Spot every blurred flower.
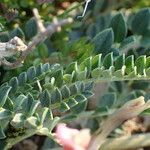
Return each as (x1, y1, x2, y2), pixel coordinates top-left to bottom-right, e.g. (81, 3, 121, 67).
(55, 124, 91, 150)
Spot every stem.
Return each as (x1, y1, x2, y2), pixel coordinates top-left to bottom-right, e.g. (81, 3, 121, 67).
(2, 128, 37, 150)
(100, 133, 150, 150)
(88, 96, 150, 150)
(60, 109, 115, 122)
(0, 12, 73, 68)
(58, 2, 84, 18)
(37, 80, 42, 92)
(1, 118, 58, 149)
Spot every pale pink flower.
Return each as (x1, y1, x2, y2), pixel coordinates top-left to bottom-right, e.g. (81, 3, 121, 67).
(55, 124, 91, 150)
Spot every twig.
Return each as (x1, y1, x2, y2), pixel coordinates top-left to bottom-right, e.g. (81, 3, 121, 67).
(88, 96, 150, 150)
(0, 36, 27, 66)
(0, 9, 73, 68)
(0, 36, 27, 55)
(33, 8, 46, 32)
(101, 133, 150, 150)
(77, 0, 91, 18)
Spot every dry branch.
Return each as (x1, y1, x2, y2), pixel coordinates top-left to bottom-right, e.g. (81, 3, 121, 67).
(0, 8, 73, 68)
(88, 96, 150, 150)
(100, 133, 150, 150)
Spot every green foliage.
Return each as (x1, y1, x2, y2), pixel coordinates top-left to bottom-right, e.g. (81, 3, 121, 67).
(25, 18, 38, 40)
(0, 61, 95, 146)
(98, 93, 116, 108)
(1, 52, 150, 143)
(131, 8, 150, 37)
(10, 27, 25, 39)
(110, 13, 127, 43)
(0, 86, 11, 107)
(0, 16, 6, 32)
(92, 28, 114, 55)
(0, 0, 150, 149)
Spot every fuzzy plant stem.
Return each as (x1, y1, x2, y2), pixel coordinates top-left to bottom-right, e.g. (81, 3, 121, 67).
(100, 133, 150, 150)
(1, 129, 37, 150)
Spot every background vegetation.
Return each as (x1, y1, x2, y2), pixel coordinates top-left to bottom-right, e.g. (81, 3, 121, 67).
(0, 0, 150, 149)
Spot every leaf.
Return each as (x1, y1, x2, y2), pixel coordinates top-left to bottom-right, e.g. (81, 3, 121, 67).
(13, 95, 27, 111)
(18, 72, 27, 86)
(82, 91, 94, 98)
(61, 114, 77, 122)
(11, 113, 26, 128)
(114, 66, 126, 77)
(23, 84, 33, 93)
(40, 90, 51, 108)
(23, 94, 39, 117)
(0, 32, 9, 42)
(0, 83, 8, 88)
(71, 101, 87, 114)
(102, 66, 114, 78)
(120, 36, 136, 51)
(52, 69, 63, 87)
(65, 62, 78, 74)
(114, 54, 125, 70)
(125, 55, 134, 74)
(10, 27, 25, 39)
(92, 28, 114, 55)
(84, 81, 94, 91)
(48, 117, 60, 132)
(25, 116, 38, 128)
(76, 82, 85, 93)
(0, 86, 11, 107)
(61, 85, 70, 99)
(140, 36, 150, 48)
(38, 43, 49, 58)
(127, 67, 137, 78)
(86, 23, 99, 39)
(3, 97, 13, 111)
(63, 74, 73, 83)
(110, 13, 127, 43)
(80, 57, 92, 77)
(91, 68, 103, 78)
(0, 126, 6, 139)
(94, 107, 108, 116)
(131, 8, 150, 36)
(86, 119, 99, 132)
(67, 98, 78, 107)
(75, 94, 87, 103)
(135, 55, 146, 75)
(51, 88, 62, 104)
(42, 63, 50, 72)
(77, 69, 87, 81)
(40, 108, 49, 125)
(9, 77, 18, 93)
(103, 52, 113, 69)
(93, 0, 109, 15)
(0, 109, 12, 120)
(36, 64, 43, 77)
(99, 93, 116, 108)
(60, 102, 70, 112)
(95, 14, 111, 32)
(20, 0, 28, 7)
(92, 54, 102, 69)
(27, 66, 36, 81)
(69, 84, 78, 95)
(146, 56, 150, 68)
(25, 18, 37, 39)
